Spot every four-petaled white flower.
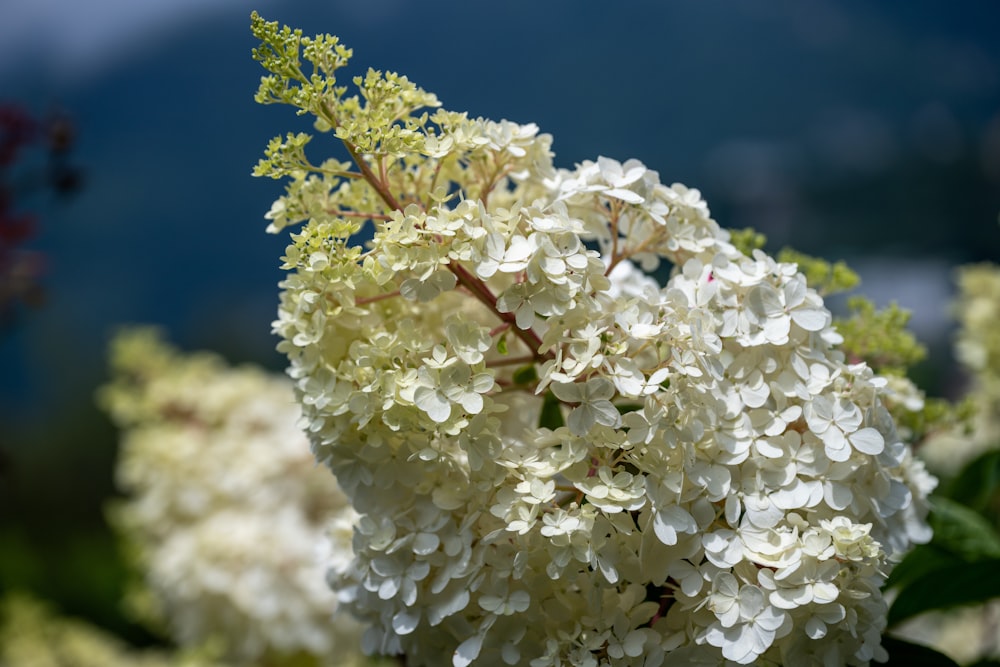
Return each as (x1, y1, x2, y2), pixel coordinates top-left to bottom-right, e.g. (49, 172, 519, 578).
(705, 574, 788, 664)
(551, 377, 621, 435)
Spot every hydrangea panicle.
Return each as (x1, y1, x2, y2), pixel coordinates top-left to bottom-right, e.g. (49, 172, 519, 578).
(101, 328, 364, 666)
(251, 14, 934, 666)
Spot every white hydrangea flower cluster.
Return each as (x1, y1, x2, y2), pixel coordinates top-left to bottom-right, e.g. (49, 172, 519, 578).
(921, 263, 1000, 473)
(253, 19, 933, 666)
(102, 330, 364, 666)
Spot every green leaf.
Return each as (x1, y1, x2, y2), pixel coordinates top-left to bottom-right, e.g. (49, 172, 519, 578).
(884, 543, 963, 591)
(887, 558, 1000, 626)
(881, 636, 960, 667)
(512, 365, 538, 386)
(538, 391, 564, 430)
(942, 449, 1000, 520)
(887, 498, 1000, 627)
(929, 497, 1000, 561)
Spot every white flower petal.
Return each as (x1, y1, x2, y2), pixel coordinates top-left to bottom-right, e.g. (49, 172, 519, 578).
(850, 427, 885, 455)
(453, 633, 484, 667)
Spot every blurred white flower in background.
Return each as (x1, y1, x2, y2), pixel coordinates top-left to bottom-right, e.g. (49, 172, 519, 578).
(100, 328, 365, 666)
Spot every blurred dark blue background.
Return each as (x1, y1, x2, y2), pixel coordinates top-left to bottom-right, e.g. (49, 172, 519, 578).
(0, 0, 998, 635)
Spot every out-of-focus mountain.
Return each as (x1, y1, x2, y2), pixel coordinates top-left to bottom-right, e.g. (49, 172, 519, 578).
(0, 0, 996, 447)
